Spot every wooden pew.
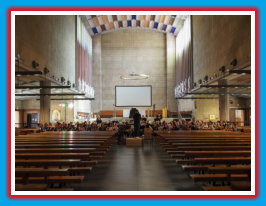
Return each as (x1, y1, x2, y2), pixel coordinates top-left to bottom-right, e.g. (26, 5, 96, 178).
(16, 184, 48, 191)
(169, 146, 251, 151)
(15, 131, 115, 191)
(16, 159, 98, 168)
(208, 166, 251, 175)
(16, 153, 90, 159)
(184, 151, 251, 158)
(16, 168, 69, 183)
(190, 174, 250, 182)
(176, 157, 251, 165)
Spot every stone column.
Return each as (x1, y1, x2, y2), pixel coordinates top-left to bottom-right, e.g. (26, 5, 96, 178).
(39, 81, 51, 124)
(166, 33, 177, 113)
(91, 35, 102, 113)
(219, 79, 229, 121)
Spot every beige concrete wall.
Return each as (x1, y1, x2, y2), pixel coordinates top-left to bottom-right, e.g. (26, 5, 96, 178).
(92, 29, 169, 112)
(22, 99, 40, 110)
(15, 100, 23, 110)
(229, 96, 251, 108)
(15, 15, 76, 86)
(178, 99, 194, 112)
(192, 15, 251, 84)
(194, 99, 220, 121)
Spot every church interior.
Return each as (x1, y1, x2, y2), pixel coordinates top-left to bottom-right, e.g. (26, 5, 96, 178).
(14, 13, 252, 192)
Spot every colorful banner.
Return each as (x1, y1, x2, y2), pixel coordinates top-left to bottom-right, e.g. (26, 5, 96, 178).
(175, 16, 193, 98)
(77, 16, 94, 98)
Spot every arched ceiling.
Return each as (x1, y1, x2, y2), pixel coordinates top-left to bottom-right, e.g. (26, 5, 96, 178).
(84, 15, 188, 36)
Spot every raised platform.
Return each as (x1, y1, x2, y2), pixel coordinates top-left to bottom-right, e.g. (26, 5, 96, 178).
(97, 117, 177, 123)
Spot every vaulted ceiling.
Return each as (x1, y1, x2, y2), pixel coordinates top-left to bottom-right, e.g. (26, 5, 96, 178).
(84, 15, 188, 36)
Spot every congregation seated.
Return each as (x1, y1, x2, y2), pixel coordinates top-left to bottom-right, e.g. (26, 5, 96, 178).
(28, 119, 244, 134)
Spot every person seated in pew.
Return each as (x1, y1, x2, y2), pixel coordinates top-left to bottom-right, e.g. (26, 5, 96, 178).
(106, 122, 113, 131)
(36, 123, 43, 133)
(172, 120, 180, 130)
(91, 122, 98, 131)
(99, 123, 107, 131)
(66, 122, 75, 131)
(43, 123, 49, 131)
(141, 115, 147, 122)
(82, 121, 88, 130)
(191, 122, 199, 130)
(62, 122, 68, 130)
(96, 115, 102, 124)
(86, 121, 91, 131)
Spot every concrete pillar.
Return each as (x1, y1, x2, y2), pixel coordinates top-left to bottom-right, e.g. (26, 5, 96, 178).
(91, 35, 102, 113)
(219, 79, 229, 121)
(166, 33, 177, 113)
(39, 81, 51, 124)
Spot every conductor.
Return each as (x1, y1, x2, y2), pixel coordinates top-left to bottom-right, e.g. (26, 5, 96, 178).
(133, 109, 141, 137)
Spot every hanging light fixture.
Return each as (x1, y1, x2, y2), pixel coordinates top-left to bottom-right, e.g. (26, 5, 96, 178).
(120, 73, 149, 80)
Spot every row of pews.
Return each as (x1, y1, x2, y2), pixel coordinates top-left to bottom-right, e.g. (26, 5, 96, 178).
(15, 131, 116, 191)
(156, 130, 251, 191)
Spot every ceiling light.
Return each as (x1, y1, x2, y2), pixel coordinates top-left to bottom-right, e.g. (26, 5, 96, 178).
(120, 73, 149, 80)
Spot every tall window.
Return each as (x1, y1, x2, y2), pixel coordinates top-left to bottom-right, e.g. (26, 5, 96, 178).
(77, 16, 94, 98)
(175, 16, 193, 98)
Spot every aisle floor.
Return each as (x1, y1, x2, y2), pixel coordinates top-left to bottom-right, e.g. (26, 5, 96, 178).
(75, 141, 202, 191)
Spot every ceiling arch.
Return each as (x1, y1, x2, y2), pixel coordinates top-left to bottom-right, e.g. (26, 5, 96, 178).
(84, 15, 187, 36)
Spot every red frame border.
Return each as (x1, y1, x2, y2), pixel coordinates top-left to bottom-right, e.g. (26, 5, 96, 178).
(7, 7, 259, 199)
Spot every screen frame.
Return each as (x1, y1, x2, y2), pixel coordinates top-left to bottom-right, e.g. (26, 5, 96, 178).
(115, 85, 152, 107)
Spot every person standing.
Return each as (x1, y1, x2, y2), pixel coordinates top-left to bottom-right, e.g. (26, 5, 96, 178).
(133, 110, 141, 137)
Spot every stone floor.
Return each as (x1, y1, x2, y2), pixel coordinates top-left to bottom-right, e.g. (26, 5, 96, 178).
(74, 141, 202, 191)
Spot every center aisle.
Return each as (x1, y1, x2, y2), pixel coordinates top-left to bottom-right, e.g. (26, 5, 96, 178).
(75, 142, 201, 191)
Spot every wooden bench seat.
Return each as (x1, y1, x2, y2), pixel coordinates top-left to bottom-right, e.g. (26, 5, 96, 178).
(182, 165, 211, 172)
(47, 176, 84, 183)
(68, 167, 92, 174)
(16, 159, 98, 168)
(15, 148, 98, 153)
(202, 186, 232, 191)
(17, 176, 84, 184)
(16, 153, 90, 159)
(172, 143, 251, 146)
(16, 168, 69, 183)
(15, 176, 46, 184)
(194, 157, 251, 165)
(16, 144, 102, 148)
(15, 183, 48, 191)
(184, 151, 251, 158)
(230, 181, 251, 191)
(167, 139, 250, 143)
(167, 151, 184, 154)
(170, 154, 185, 158)
(190, 174, 250, 182)
(208, 166, 251, 174)
(47, 188, 74, 191)
(175, 146, 251, 151)
(176, 157, 251, 165)
(16, 168, 69, 177)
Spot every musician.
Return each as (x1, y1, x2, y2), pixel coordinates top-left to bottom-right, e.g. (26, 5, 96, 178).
(133, 110, 141, 137)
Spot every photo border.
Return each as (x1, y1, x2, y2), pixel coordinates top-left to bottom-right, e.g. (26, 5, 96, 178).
(7, 7, 259, 199)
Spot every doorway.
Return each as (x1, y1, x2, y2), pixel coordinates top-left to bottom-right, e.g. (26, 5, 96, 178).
(26, 113, 38, 128)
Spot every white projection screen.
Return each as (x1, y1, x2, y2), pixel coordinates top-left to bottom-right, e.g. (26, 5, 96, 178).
(115, 86, 152, 107)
